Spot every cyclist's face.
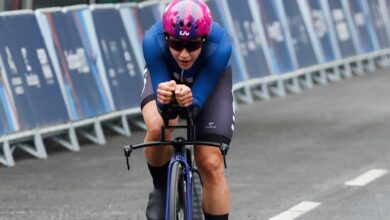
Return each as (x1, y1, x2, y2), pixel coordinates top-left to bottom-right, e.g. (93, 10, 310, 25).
(167, 37, 203, 70)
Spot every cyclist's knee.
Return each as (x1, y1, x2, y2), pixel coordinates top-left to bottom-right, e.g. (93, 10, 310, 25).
(146, 123, 163, 141)
(197, 154, 224, 185)
(146, 124, 175, 142)
(142, 101, 165, 141)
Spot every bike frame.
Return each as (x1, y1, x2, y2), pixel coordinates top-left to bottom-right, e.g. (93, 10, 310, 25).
(124, 106, 229, 220)
(165, 141, 193, 219)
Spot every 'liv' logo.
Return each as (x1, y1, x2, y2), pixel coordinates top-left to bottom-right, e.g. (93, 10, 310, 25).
(180, 31, 190, 36)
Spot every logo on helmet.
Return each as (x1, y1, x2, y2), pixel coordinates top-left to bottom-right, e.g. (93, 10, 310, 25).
(179, 31, 190, 36)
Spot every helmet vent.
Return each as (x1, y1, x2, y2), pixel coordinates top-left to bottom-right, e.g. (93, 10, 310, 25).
(187, 23, 192, 28)
(179, 20, 184, 27)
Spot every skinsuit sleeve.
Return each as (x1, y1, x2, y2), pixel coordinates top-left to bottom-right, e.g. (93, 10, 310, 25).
(191, 24, 232, 111)
(142, 22, 171, 109)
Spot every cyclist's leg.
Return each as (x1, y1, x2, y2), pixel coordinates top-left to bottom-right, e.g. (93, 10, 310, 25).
(141, 69, 178, 220)
(194, 68, 234, 219)
(142, 104, 179, 220)
(195, 145, 230, 216)
(141, 68, 179, 166)
(142, 100, 174, 167)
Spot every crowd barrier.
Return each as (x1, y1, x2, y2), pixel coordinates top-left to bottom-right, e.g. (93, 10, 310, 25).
(1, 0, 390, 167)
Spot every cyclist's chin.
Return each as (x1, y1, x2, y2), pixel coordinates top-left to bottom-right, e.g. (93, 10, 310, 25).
(177, 61, 194, 70)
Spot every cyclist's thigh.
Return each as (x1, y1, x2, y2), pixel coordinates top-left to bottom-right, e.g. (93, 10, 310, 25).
(142, 101, 164, 130)
(195, 67, 235, 145)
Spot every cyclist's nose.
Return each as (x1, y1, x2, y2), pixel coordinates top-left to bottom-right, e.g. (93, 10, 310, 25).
(179, 49, 190, 59)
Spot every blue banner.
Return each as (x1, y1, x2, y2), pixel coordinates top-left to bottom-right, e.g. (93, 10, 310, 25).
(383, 0, 390, 44)
(119, 3, 163, 75)
(298, 0, 338, 62)
(0, 13, 69, 130)
(0, 75, 17, 135)
(0, 71, 17, 135)
(44, 10, 111, 120)
(225, 0, 270, 79)
(325, 0, 357, 58)
(280, 0, 319, 68)
(366, 0, 390, 49)
(0, 18, 18, 135)
(91, 8, 144, 110)
(255, 0, 295, 73)
(342, 0, 378, 53)
(129, 2, 162, 45)
(206, 0, 247, 83)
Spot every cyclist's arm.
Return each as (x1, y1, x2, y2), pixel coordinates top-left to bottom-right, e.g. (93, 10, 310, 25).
(191, 28, 232, 111)
(142, 24, 172, 109)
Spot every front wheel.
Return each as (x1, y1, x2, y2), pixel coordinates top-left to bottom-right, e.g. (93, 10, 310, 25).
(192, 170, 203, 220)
(168, 161, 188, 220)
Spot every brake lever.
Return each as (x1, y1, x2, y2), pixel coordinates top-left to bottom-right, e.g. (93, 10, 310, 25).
(220, 143, 230, 169)
(124, 145, 133, 170)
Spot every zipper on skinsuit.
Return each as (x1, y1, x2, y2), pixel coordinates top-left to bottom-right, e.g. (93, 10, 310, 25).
(180, 69, 184, 82)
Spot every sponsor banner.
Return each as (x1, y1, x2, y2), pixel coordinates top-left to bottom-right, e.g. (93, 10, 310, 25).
(91, 7, 144, 110)
(254, 0, 295, 73)
(382, 0, 390, 45)
(324, 0, 357, 57)
(225, 0, 270, 78)
(342, 0, 378, 53)
(0, 12, 69, 130)
(124, 2, 163, 45)
(366, 0, 390, 49)
(119, 2, 164, 74)
(206, 0, 248, 83)
(298, 0, 338, 62)
(279, 0, 319, 68)
(42, 9, 112, 120)
(0, 19, 18, 135)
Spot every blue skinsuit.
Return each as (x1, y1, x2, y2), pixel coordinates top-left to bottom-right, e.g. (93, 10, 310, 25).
(142, 21, 232, 111)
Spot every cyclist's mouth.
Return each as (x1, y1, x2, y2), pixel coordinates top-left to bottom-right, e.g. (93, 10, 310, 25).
(178, 60, 192, 68)
(179, 60, 191, 64)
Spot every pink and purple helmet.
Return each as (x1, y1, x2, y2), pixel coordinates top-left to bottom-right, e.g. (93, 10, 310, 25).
(163, 0, 212, 40)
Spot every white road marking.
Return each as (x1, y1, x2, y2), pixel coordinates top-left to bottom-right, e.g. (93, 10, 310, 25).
(344, 169, 389, 186)
(268, 201, 322, 220)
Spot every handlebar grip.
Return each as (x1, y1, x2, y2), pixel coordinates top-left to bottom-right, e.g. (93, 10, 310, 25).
(160, 104, 194, 125)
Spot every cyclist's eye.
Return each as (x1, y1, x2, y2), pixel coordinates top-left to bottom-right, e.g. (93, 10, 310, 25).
(186, 42, 203, 52)
(168, 41, 185, 51)
(167, 40, 203, 52)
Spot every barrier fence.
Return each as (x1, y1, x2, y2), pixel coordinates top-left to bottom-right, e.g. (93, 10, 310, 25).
(1, 0, 390, 167)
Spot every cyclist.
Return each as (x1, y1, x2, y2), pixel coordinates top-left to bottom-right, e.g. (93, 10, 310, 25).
(140, 0, 234, 219)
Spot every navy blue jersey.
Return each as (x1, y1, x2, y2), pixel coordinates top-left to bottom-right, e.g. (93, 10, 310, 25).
(142, 21, 232, 111)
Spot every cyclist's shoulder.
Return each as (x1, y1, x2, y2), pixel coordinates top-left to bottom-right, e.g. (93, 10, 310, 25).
(142, 21, 168, 57)
(201, 22, 231, 59)
(208, 22, 230, 42)
(143, 21, 165, 46)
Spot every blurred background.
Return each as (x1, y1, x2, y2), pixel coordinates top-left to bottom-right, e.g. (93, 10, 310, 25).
(0, 0, 146, 11)
(1, 0, 390, 219)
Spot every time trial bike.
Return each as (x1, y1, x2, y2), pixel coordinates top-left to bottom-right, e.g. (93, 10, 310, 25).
(124, 105, 229, 220)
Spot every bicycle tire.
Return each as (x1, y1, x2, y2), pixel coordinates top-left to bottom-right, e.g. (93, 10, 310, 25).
(187, 147, 204, 220)
(168, 161, 188, 220)
(192, 170, 204, 220)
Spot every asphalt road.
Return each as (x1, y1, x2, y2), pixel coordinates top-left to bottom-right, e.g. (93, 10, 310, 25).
(1, 69, 390, 220)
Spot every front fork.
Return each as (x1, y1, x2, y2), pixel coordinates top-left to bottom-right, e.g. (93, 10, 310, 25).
(165, 150, 193, 220)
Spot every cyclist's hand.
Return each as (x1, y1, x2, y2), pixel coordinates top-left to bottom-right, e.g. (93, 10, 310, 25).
(175, 84, 192, 107)
(157, 80, 176, 104)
